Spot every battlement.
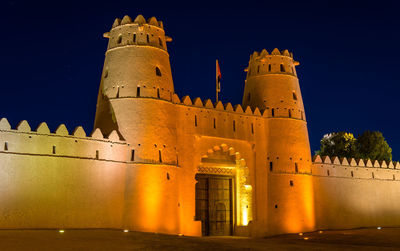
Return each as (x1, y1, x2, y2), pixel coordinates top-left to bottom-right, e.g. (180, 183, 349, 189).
(104, 14, 170, 52)
(312, 154, 400, 181)
(245, 48, 299, 78)
(172, 93, 305, 120)
(111, 15, 164, 29)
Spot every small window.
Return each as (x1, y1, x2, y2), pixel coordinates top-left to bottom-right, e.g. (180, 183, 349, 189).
(159, 37, 163, 46)
(117, 35, 122, 44)
(137, 86, 141, 97)
(293, 92, 297, 100)
(167, 172, 170, 180)
(52, 146, 56, 154)
(213, 118, 216, 129)
(251, 123, 254, 134)
(280, 64, 285, 72)
(257, 65, 260, 73)
(351, 171, 354, 177)
(274, 204, 278, 209)
(133, 33, 137, 43)
(247, 93, 251, 101)
(159, 150, 162, 163)
(290, 180, 294, 186)
(176, 154, 179, 166)
(195, 115, 197, 127)
(288, 110, 292, 118)
(269, 161, 273, 171)
(327, 170, 330, 176)
(4, 142, 8, 151)
(233, 120, 236, 132)
(104, 70, 108, 79)
(268, 64, 271, 72)
(96, 150, 99, 160)
(156, 67, 162, 76)
(116, 87, 120, 98)
(146, 34, 150, 43)
(393, 175, 396, 180)
(131, 150, 135, 161)
(157, 88, 160, 98)
(271, 108, 275, 117)
(295, 162, 298, 173)
(372, 172, 375, 179)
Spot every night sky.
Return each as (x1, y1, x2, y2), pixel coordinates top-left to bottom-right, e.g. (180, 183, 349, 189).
(0, 1, 399, 159)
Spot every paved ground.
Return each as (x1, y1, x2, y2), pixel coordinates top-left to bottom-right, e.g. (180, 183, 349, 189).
(0, 228, 399, 250)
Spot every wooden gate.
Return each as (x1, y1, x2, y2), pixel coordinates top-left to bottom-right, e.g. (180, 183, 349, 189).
(195, 174, 233, 236)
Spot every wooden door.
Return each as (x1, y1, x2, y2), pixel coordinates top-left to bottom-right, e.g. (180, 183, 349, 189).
(195, 174, 233, 236)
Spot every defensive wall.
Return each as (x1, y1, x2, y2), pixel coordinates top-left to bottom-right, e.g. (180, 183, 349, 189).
(1, 13, 400, 238)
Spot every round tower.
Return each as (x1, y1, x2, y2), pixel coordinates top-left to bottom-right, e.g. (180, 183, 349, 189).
(94, 14, 175, 139)
(243, 49, 315, 235)
(94, 15, 181, 234)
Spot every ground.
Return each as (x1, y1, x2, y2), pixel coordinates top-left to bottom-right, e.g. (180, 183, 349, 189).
(1, 228, 400, 250)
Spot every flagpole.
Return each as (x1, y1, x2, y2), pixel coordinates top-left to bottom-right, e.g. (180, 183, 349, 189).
(216, 60, 219, 103)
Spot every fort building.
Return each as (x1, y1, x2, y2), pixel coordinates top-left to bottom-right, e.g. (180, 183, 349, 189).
(1, 14, 400, 237)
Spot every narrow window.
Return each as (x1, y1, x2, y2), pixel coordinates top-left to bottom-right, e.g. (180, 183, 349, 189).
(52, 146, 56, 154)
(268, 64, 271, 72)
(271, 108, 275, 117)
(372, 172, 375, 179)
(327, 170, 330, 176)
(166, 172, 170, 180)
(295, 162, 298, 173)
(257, 65, 260, 73)
(159, 37, 163, 46)
(293, 92, 297, 100)
(290, 180, 294, 186)
(131, 150, 135, 161)
(176, 154, 179, 166)
(4, 142, 8, 151)
(104, 70, 108, 79)
(157, 88, 160, 98)
(351, 171, 354, 177)
(96, 150, 99, 160)
(117, 35, 122, 44)
(146, 34, 150, 43)
(269, 161, 273, 171)
(393, 174, 396, 180)
(133, 33, 137, 43)
(194, 115, 197, 127)
(137, 86, 140, 97)
(280, 64, 285, 72)
(156, 67, 162, 76)
(116, 87, 120, 98)
(251, 123, 254, 134)
(247, 93, 251, 101)
(233, 120, 236, 132)
(288, 110, 292, 118)
(159, 150, 162, 163)
(213, 118, 216, 129)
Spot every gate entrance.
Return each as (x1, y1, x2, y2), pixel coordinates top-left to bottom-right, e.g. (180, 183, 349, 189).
(195, 174, 233, 236)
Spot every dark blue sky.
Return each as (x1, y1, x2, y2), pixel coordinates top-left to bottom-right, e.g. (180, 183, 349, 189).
(0, 0, 399, 159)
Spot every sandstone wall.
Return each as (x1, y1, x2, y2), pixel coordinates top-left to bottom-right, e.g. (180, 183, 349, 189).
(312, 155, 400, 230)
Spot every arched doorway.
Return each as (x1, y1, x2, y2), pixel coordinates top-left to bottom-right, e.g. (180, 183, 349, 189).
(195, 144, 252, 236)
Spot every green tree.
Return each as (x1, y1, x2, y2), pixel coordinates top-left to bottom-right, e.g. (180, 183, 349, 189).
(315, 132, 357, 158)
(355, 131, 392, 162)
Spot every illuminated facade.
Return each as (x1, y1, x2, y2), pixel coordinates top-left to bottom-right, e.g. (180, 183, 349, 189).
(1, 14, 400, 237)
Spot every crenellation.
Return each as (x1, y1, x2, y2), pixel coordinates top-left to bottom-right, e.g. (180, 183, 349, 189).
(73, 126, 86, 137)
(16, 120, 31, 132)
(0, 118, 11, 130)
(36, 122, 50, 134)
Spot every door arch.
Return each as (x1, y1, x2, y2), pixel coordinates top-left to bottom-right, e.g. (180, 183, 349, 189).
(195, 144, 252, 236)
